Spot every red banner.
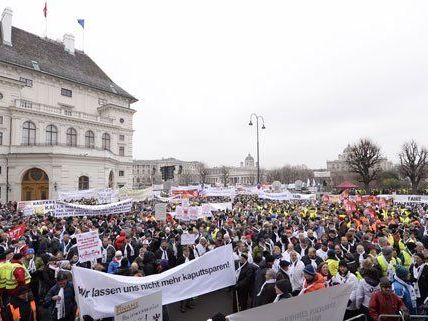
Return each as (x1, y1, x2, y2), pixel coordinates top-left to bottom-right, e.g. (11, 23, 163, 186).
(6, 224, 26, 240)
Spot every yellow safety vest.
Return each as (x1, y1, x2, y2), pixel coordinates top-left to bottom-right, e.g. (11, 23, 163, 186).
(0, 261, 13, 289)
(5, 263, 31, 290)
(401, 251, 412, 270)
(376, 255, 397, 277)
(326, 259, 339, 277)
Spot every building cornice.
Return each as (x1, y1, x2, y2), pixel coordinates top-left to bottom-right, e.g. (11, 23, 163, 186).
(98, 103, 137, 114)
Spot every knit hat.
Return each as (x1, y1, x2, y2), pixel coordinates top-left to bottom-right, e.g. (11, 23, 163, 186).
(338, 260, 348, 268)
(115, 250, 123, 257)
(15, 286, 30, 296)
(276, 279, 292, 294)
(395, 265, 408, 280)
(211, 313, 226, 321)
(26, 248, 35, 255)
(303, 264, 316, 276)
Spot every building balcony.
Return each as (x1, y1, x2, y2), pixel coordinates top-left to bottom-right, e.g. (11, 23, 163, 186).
(13, 99, 114, 125)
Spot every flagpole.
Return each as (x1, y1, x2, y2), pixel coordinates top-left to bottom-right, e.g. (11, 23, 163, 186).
(82, 28, 84, 52)
(45, 16, 47, 38)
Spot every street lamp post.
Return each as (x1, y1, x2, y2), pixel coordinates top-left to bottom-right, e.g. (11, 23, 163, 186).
(248, 113, 266, 185)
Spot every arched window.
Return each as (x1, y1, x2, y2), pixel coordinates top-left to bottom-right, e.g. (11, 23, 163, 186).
(137, 177, 140, 183)
(85, 130, 95, 148)
(66, 128, 77, 146)
(22, 121, 36, 145)
(78, 175, 89, 190)
(46, 125, 58, 145)
(102, 133, 110, 150)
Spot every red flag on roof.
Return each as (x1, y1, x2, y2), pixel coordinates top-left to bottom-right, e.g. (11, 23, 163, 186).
(43, 2, 47, 18)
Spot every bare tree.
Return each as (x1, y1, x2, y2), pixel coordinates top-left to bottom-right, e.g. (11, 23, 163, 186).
(220, 166, 230, 187)
(266, 165, 313, 183)
(177, 170, 194, 186)
(345, 139, 382, 192)
(399, 140, 428, 193)
(197, 163, 209, 186)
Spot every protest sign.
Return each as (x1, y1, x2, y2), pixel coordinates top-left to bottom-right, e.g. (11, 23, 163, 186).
(180, 233, 197, 245)
(119, 187, 153, 202)
(76, 231, 102, 263)
(17, 200, 56, 216)
(72, 244, 236, 319)
(227, 283, 353, 321)
(209, 202, 233, 211)
(58, 188, 118, 204)
(154, 203, 167, 221)
(55, 199, 133, 217)
(173, 205, 212, 221)
(392, 194, 428, 204)
(114, 291, 162, 321)
(5, 224, 26, 240)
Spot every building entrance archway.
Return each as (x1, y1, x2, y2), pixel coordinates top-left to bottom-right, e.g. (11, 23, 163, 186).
(21, 168, 49, 201)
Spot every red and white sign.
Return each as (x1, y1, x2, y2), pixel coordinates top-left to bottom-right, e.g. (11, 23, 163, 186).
(76, 231, 102, 263)
(6, 224, 26, 240)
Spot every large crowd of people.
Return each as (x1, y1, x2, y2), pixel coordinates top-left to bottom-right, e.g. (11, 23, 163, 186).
(0, 193, 428, 321)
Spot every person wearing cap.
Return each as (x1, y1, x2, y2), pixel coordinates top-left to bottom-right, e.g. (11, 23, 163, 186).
(300, 264, 325, 295)
(107, 251, 123, 274)
(5, 254, 31, 296)
(276, 260, 291, 283)
(23, 248, 44, 305)
(392, 265, 417, 315)
(273, 279, 292, 302)
(44, 272, 76, 321)
(4, 286, 36, 321)
(369, 277, 408, 321)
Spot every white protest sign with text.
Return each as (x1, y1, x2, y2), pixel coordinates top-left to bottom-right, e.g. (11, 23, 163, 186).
(227, 283, 353, 321)
(114, 291, 162, 321)
(76, 231, 102, 263)
(154, 203, 167, 221)
(72, 244, 236, 319)
(180, 233, 197, 245)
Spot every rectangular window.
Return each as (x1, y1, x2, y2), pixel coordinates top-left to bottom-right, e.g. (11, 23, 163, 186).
(119, 146, 125, 156)
(0, 132, 2, 145)
(0, 116, 3, 124)
(119, 170, 124, 177)
(119, 134, 125, 141)
(20, 100, 32, 108)
(98, 98, 107, 105)
(61, 88, 72, 97)
(19, 77, 33, 87)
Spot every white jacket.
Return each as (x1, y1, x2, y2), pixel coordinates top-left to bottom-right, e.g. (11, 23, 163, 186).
(289, 260, 305, 292)
(355, 278, 380, 309)
(331, 272, 359, 310)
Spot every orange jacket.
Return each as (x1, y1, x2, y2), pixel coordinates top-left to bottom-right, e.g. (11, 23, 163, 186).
(303, 273, 325, 294)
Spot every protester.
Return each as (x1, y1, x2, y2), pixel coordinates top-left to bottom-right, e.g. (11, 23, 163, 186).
(44, 272, 77, 321)
(0, 190, 427, 321)
(368, 277, 409, 321)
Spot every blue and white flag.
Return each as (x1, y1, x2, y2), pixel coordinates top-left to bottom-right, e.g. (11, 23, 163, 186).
(77, 19, 85, 28)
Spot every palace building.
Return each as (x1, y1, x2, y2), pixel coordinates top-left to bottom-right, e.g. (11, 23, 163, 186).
(0, 8, 137, 202)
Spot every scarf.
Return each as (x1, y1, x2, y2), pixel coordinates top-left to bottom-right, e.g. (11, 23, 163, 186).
(358, 252, 365, 265)
(336, 271, 351, 284)
(257, 279, 276, 296)
(172, 243, 178, 257)
(28, 258, 36, 274)
(412, 263, 425, 298)
(161, 248, 169, 261)
(124, 243, 135, 258)
(63, 241, 71, 256)
(235, 261, 247, 280)
(56, 287, 66, 320)
(340, 244, 351, 254)
(394, 275, 417, 308)
(310, 258, 318, 270)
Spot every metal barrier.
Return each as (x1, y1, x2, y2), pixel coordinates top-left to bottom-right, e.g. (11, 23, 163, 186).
(344, 314, 367, 321)
(379, 314, 428, 320)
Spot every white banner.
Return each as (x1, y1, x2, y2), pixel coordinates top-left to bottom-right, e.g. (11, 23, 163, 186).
(55, 199, 133, 217)
(392, 194, 428, 204)
(76, 231, 102, 263)
(119, 187, 153, 202)
(227, 283, 353, 321)
(58, 188, 118, 204)
(72, 244, 236, 319)
(17, 200, 56, 216)
(259, 191, 316, 201)
(208, 202, 233, 211)
(114, 291, 162, 321)
(202, 187, 236, 198)
(173, 205, 212, 221)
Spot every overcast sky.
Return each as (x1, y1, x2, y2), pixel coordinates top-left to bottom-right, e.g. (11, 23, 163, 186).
(4, 0, 428, 169)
